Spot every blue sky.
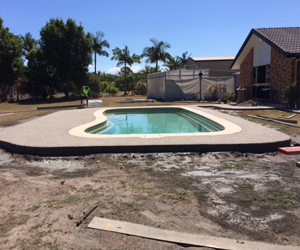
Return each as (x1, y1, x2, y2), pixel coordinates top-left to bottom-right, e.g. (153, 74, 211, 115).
(1, 0, 299, 74)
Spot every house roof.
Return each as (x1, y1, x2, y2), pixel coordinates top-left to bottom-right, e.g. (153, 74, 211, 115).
(190, 56, 235, 61)
(231, 27, 300, 70)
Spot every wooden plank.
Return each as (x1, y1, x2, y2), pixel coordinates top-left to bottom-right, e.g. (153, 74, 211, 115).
(279, 146, 300, 155)
(257, 115, 297, 124)
(88, 217, 299, 250)
(287, 114, 296, 119)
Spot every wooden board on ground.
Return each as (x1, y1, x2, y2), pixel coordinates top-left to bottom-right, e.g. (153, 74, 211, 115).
(257, 115, 298, 124)
(88, 217, 299, 250)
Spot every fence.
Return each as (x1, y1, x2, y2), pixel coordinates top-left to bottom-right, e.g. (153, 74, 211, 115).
(147, 69, 237, 101)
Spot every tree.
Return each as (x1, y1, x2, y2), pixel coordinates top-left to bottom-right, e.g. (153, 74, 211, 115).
(0, 17, 24, 99)
(21, 32, 37, 55)
(39, 18, 93, 97)
(163, 56, 183, 70)
(176, 51, 191, 66)
(91, 31, 110, 75)
(139, 65, 159, 82)
(86, 73, 101, 97)
(26, 47, 58, 99)
(141, 38, 171, 72)
(111, 45, 140, 95)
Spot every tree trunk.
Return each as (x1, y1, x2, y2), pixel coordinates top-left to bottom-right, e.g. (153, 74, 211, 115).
(124, 62, 127, 96)
(94, 51, 97, 74)
(64, 83, 70, 98)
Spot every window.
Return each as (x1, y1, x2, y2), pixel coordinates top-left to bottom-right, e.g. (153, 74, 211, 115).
(253, 64, 270, 84)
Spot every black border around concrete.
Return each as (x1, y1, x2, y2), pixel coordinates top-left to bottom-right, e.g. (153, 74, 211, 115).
(0, 140, 290, 157)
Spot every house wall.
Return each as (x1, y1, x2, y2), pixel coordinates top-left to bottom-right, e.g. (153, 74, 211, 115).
(253, 41, 271, 66)
(269, 48, 294, 103)
(239, 46, 300, 104)
(240, 48, 253, 99)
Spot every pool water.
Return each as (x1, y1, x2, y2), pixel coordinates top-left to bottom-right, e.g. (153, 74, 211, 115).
(86, 108, 224, 135)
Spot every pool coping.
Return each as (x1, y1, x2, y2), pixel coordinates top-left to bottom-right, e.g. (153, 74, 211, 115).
(0, 105, 291, 156)
(69, 106, 242, 138)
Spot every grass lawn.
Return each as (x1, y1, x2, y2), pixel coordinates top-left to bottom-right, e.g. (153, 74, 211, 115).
(0, 93, 199, 127)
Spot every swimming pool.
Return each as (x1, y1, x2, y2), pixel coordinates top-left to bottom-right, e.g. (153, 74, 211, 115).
(85, 108, 224, 135)
(69, 106, 242, 139)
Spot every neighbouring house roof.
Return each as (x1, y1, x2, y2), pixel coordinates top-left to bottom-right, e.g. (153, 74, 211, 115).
(231, 27, 300, 70)
(190, 56, 235, 61)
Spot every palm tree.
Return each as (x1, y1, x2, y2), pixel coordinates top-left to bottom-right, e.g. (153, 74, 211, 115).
(111, 45, 140, 95)
(21, 32, 37, 55)
(141, 38, 171, 72)
(92, 31, 110, 75)
(176, 51, 192, 68)
(139, 65, 160, 83)
(163, 56, 183, 70)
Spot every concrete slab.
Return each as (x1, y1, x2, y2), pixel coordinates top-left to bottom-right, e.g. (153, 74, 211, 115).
(88, 217, 299, 250)
(0, 105, 290, 156)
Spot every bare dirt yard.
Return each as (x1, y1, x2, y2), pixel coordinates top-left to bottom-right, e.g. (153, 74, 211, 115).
(0, 101, 300, 249)
(0, 148, 300, 249)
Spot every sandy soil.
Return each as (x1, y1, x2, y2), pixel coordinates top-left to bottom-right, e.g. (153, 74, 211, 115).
(0, 147, 300, 250)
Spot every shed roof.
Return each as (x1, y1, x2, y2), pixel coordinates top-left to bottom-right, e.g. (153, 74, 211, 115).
(231, 27, 300, 70)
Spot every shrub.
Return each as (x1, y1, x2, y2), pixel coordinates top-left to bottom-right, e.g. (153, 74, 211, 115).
(104, 86, 119, 96)
(283, 81, 299, 109)
(207, 84, 218, 101)
(87, 74, 101, 94)
(135, 82, 147, 95)
(224, 91, 236, 102)
(207, 84, 218, 93)
(101, 81, 108, 91)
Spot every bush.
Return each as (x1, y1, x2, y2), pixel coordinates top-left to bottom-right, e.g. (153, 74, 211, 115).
(87, 74, 101, 94)
(101, 81, 108, 91)
(104, 86, 119, 96)
(283, 81, 299, 109)
(135, 82, 147, 95)
(224, 91, 236, 102)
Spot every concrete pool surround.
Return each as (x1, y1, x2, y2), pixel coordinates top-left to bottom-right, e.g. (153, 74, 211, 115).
(0, 105, 291, 156)
(69, 106, 242, 138)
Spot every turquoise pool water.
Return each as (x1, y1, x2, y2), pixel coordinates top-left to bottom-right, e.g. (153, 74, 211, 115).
(86, 108, 224, 135)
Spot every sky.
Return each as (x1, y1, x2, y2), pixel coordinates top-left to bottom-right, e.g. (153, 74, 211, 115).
(1, 0, 299, 74)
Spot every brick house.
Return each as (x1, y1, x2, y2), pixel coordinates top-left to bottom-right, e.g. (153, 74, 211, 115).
(231, 27, 300, 104)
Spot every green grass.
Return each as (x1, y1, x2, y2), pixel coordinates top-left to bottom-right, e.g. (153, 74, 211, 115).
(267, 191, 297, 205)
(46, 195, 81, 209)
(222, 162, 244, 170)
(63, 195, 81, 204)
(0, 214, 29, 237)
(26, 204, 41, 212)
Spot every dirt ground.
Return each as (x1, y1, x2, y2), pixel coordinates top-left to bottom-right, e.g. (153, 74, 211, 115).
(0, 144, 300, 249)
(1, 106, 300, 249)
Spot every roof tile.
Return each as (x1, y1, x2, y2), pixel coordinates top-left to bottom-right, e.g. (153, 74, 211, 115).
(254, 27, 300, 55)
